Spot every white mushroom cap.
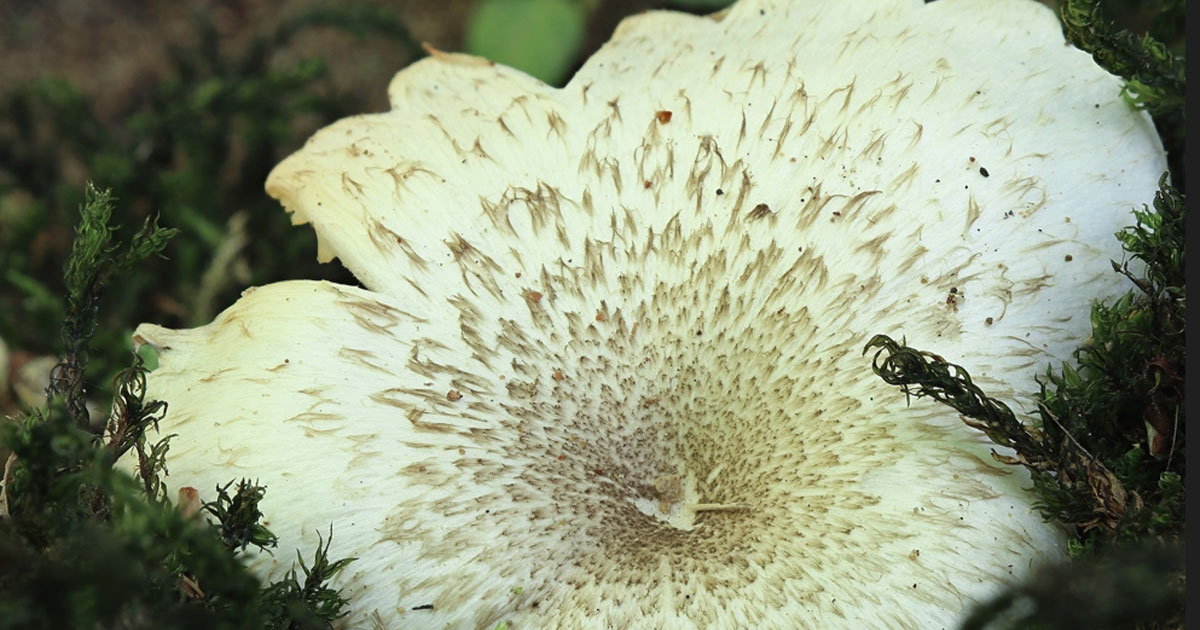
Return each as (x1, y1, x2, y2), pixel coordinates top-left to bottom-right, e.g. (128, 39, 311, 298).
(131, 0, 1165, 627)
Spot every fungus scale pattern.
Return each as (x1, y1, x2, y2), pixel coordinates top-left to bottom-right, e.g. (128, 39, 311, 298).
(132, 0, 1164, 628)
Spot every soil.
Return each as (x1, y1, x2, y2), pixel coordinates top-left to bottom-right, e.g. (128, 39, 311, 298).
(0, 0, 670, 122)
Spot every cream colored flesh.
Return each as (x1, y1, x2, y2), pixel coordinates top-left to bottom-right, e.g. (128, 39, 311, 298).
(132, 0, 1164, 627)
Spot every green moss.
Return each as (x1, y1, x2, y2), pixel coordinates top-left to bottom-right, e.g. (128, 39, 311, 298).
(1061, 0, 1185, 190)
(865, 159, 1184, 630)
(0, 188, 354, 629)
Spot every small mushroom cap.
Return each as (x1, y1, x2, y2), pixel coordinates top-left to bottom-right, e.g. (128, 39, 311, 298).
(133, 0, 1164, 627)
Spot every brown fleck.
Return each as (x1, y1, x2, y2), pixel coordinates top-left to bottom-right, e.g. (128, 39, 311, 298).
(524, 290, 543, 304)
(643, 180, 652, 189)
(985, 317, 994, 325)
(553, 370, 565, 381)
(748, 203, 773, 220)
(654, 475, 684, 507)
(447, 389, 463, 402)
(655, 110, 673, 124)
(1064, 254, 1073, 262)
(179, 574, 205, 599)
(595, 311, 606, 322)
(177, 487, 201, 519)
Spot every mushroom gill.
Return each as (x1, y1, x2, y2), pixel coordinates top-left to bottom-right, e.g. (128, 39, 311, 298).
(129, 0, 1165, 628)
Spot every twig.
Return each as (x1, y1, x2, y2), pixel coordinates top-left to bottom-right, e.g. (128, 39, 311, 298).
(191, 210, 250, 325)
(0, 451, 16, 518)
(1036, 401, 1096, 460)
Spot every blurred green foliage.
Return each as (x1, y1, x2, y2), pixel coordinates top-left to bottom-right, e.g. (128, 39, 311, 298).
(958, 543, 1183, 630)
(466, 0, 587, 85)
(668, 0, 736, 8)
(463, 0, 737, 87)
(0, 5, 423, 406)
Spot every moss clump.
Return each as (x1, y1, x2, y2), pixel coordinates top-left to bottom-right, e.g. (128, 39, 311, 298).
(865, 181, 1185, 628)
(0, 187, 354, 630)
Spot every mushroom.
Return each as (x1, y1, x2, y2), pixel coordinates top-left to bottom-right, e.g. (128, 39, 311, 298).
(130, 0, 1165, 627)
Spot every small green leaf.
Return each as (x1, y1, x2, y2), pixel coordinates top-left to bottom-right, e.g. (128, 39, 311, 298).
(465, 0, 585, 86)
(190, 78, 225, 110)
